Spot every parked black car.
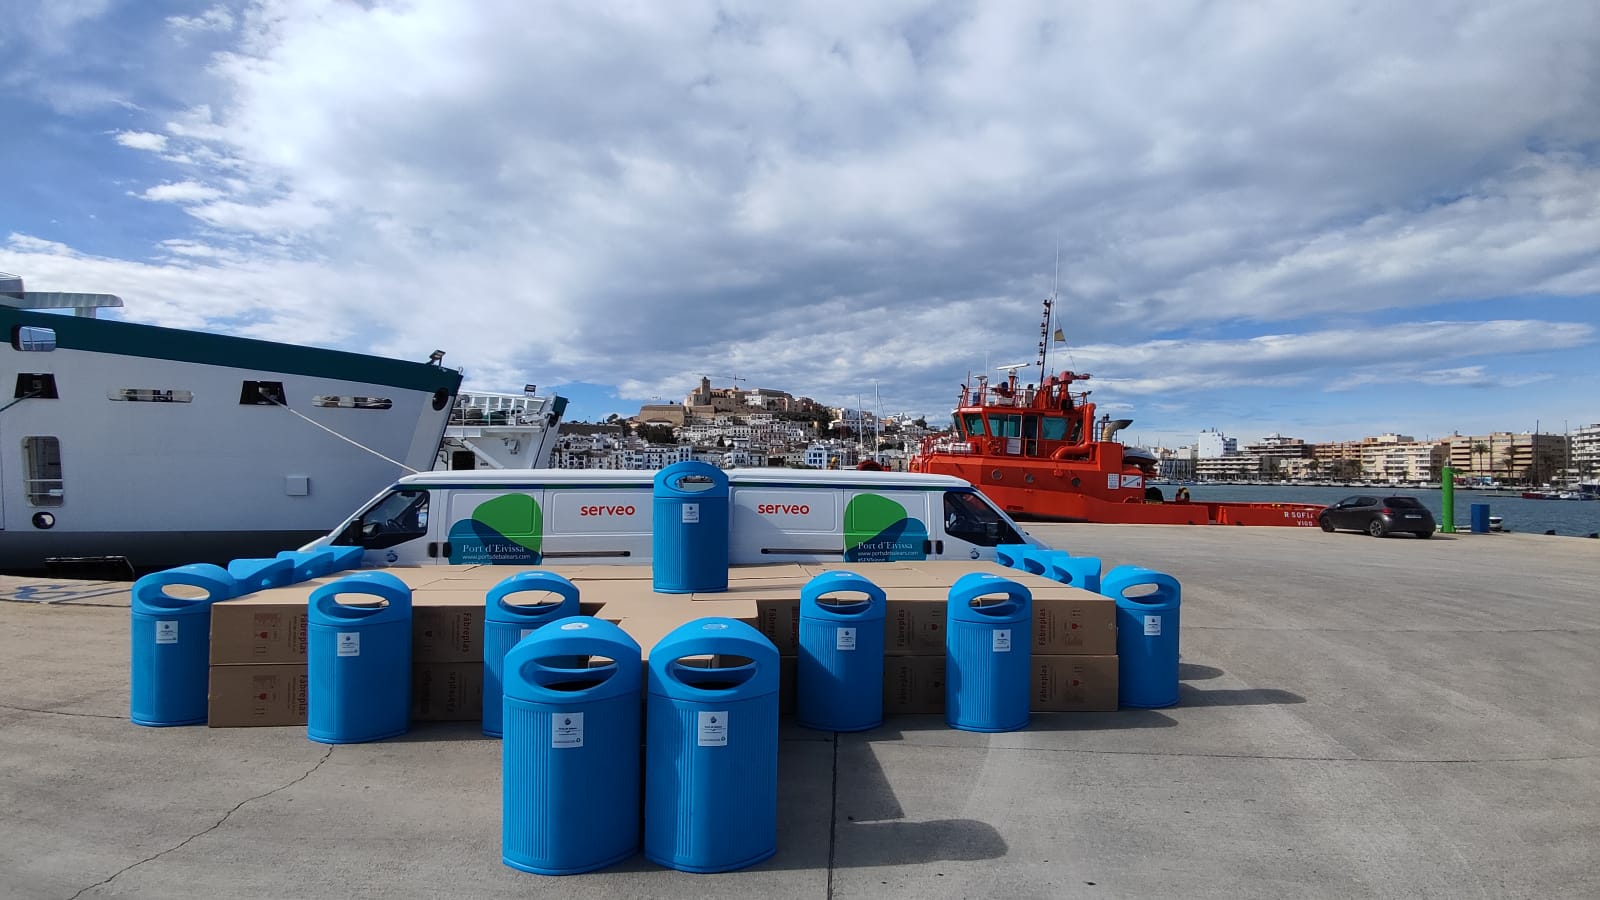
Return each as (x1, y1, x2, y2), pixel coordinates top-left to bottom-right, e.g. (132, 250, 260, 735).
(1318, 495, 1436, 538)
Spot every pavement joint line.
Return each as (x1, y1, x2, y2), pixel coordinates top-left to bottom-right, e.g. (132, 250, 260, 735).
(0, 703, 123, 720)
(1184, 625, 1600, 633)
(873, 742, 1600, 765)
(63, 745, 335, 900)
(826, 733, 839, 900)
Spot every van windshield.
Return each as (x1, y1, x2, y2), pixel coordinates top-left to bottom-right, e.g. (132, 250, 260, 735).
(334, 489, 429, 549)
(943, 491, 1023, 546)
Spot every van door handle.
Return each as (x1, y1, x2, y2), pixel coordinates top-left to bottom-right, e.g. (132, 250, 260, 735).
(426, 542, 437, 558)
(936, 540, 944, 555)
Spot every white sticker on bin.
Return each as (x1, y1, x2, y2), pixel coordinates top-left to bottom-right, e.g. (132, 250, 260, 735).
(682, 502, 700, 524)
(1144, 615, 1161, 636)
(520, 627, 534, 640)
(337, 632, 360, 657)
(698, 710, 729, 747)
(836, 626, 857, 651)
(553, 712, 584, 749)
(992, 628, 1012, 652)
(155, 621, 178, 645)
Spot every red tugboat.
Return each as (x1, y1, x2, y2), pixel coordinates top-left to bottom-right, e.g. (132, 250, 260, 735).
(909, 303, 1325, 527)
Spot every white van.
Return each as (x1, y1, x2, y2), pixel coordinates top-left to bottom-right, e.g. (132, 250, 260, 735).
(302, 468, 1039, 568)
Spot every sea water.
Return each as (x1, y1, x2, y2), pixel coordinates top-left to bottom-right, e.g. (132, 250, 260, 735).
(1166, 484, 1600, 537)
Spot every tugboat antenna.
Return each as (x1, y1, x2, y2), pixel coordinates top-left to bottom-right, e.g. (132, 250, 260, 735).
(1038, 236, 1062, 386)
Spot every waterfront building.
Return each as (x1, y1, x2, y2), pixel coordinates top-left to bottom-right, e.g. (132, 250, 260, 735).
(1572, 423, 1600, 480)
(1443, 432, 1570, 483)
(1196, 428, 1237, 458)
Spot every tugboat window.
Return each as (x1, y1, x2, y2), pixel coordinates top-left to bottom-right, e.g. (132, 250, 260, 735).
(14, 373, 59, 399)
(22, 436, 64, 506)
(1040, 418, 1069, 441)
(240, 381, 288, 405)
(11, 325, 56, 351)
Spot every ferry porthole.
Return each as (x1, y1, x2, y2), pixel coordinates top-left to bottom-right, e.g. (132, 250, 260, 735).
(32, 512, 56, 529)
(991, 469, 1003, 481)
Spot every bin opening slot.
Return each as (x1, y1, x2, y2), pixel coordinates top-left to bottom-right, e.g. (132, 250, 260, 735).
(155, 584, 215, 602)
(529, 655, 617, 691)
(814, 593, 873, 614)
(328, 594, 388, 609)
(499, 590, 570, 614)
(1122, 584, 1162, 599)
(667, 654, 756, 691)
(966, 595, 1022, 616)
(671, 474, 717, 492)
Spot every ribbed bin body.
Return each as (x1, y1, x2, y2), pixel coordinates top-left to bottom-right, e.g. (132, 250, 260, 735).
(645, 619, 779, 873)
(945, 573, 1032, 733)
(1103, 565, 1182, 709)
(502, 618, 642, 875)
(797, 571, 886, 732)
(652, 461, 729, 594)
(307, 572, 413, 743)
(130, 564, 238, 726)
(484, 571, 581, 737)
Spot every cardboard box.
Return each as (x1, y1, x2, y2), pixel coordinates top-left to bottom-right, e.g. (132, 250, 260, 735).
(1031, 655, 1118, 711)
(413, 662, 484, 721)
(211, 592, 310, 665)
(882, 595, 948, 655)
(882, 655, 947, 715)
(411, 590, 485, 663)
(1030, 589, 1117, 655)
(207, 664, 308, 727)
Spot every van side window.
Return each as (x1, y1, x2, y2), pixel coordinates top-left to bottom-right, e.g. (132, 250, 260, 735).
(943, 491, 1022, 546)
(334, 489, 429, 549)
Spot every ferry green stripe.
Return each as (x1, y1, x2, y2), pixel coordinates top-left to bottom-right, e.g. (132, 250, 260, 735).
(3, 307, 463, 394)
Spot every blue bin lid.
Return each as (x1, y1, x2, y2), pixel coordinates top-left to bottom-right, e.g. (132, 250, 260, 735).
(1100, 565, 1181, 610)
(275, 548, 338, 580)
(326, 545, 365, 571)
(800, 570, 885, 622)
(226, 557, 294, 594)
(307, 571, 413, 626)
(132, 564, 238, 615)
(647, 618, 778, 700)
(1055, 555, 1102, 589)
(994, 544, 1031, 569)
(486, 570, 581, 626)
(947, 573, 1031, 624)
(652, 460, 729, 499)
(503, 617, 642, 704)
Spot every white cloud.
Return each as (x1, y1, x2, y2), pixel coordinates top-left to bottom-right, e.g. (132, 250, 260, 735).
(138, 181, 225, 203)
(167, 6, 235, 34)
(114, 130, 169, 152)
(6, 1, 1599, 441)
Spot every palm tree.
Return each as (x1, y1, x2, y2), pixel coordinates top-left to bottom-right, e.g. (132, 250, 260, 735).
(1471, 441, 1489, 479)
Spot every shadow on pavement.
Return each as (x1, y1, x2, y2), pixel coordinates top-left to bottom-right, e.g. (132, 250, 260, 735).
(830, 817, 1007, 866)
(384, 721, 500, 743)
(1178, 661, 1225, 680)
(1178, 684, 1305, 706)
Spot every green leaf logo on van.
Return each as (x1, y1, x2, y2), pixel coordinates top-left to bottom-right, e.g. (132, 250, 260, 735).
(844, 493, 929, 562)
(448, 493, 543, 564)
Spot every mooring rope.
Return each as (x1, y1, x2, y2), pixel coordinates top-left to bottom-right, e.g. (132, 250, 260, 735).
(262, 395, 421, 474)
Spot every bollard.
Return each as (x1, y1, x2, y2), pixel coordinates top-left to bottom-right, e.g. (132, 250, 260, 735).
(1440, 466, 1456, 534)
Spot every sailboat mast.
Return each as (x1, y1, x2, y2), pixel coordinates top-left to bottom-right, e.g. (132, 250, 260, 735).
(1037, 240, 1061, 387)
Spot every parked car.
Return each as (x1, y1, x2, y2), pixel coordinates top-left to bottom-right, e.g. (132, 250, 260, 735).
(1318, 495, 1436, 538)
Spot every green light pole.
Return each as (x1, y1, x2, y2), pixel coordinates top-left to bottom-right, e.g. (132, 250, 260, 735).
(1440, 466, 1455, 533)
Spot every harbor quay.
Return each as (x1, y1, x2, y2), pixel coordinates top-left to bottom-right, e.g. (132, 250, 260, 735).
(2, 526, 1596, 899)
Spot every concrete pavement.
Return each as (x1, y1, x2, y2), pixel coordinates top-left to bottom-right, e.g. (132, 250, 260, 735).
(2, 526, 1596, 898)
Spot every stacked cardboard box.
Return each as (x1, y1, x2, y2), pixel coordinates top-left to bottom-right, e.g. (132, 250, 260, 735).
(206, 569, 610, 727)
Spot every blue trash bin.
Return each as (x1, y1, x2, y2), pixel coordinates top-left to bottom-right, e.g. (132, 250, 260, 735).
(130, 564, 238, 726)
(645, 618, 779, 873)
(652, 461, 730, 594)
(1470, 503, 1491, 534)
(503, 617, 643, 875)
(307, 571, 413, 743)
(995, 544, 1031, 569)
(945, 572, 1032, 733)
(797, 570, 886, 732)
(226, 557, 295, 593)
(1045, 551, 1103, 593)
(484, 570, 581, 737)
(276, 548, 339, 582)
(1102, 565, 1181, 709)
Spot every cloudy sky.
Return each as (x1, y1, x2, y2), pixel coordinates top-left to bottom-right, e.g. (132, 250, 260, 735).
(3, 0, 1598, 447)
